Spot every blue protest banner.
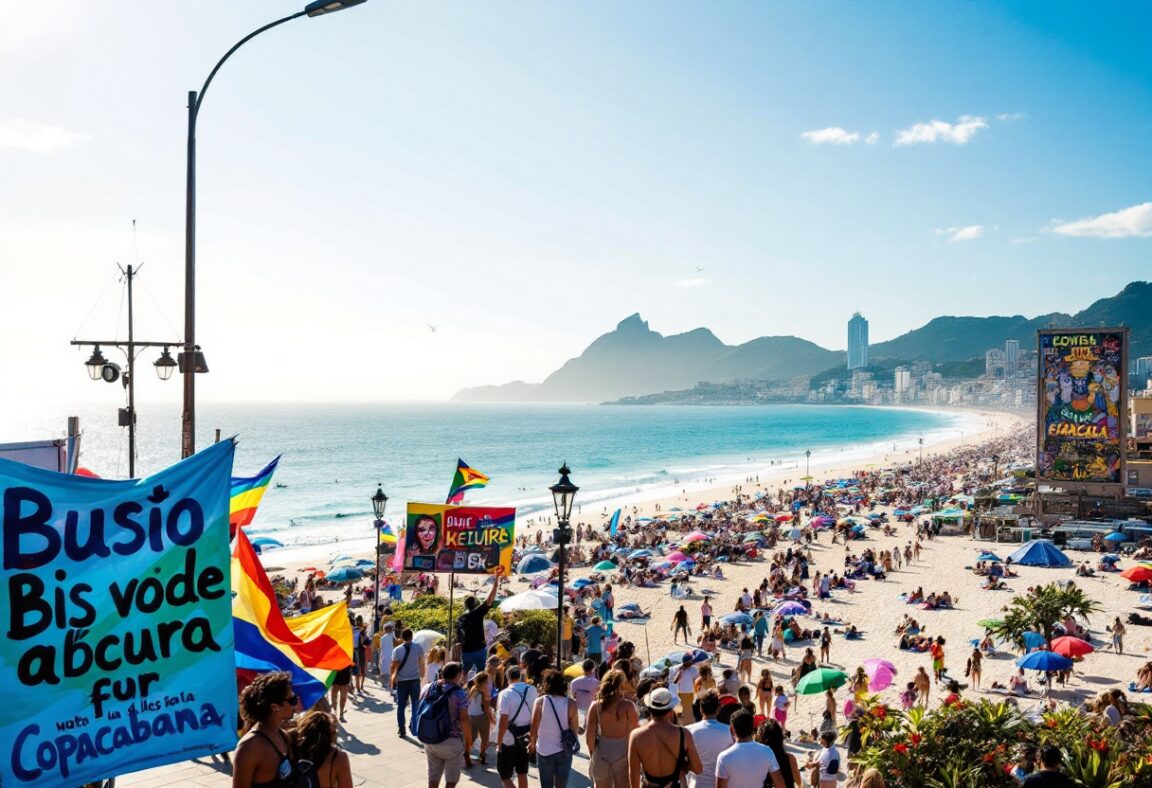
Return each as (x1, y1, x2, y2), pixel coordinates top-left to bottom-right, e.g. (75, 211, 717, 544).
(0, 439, 237, 787)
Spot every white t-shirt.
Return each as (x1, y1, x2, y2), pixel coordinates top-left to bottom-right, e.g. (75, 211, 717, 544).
(687, 720, 733, 788)
(715, 741, 780, 788)
(496, 683, 538, 746)
(816, 745, 841, 786)
(570, 675, 600, 712)
(672, 664, 700, 695)
(484, 618, 500, 645)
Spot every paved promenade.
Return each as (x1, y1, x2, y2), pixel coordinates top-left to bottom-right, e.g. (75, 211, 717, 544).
(118, 681, 593, 788)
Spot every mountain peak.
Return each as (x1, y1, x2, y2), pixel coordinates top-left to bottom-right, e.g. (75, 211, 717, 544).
(617, 313, 650, 332)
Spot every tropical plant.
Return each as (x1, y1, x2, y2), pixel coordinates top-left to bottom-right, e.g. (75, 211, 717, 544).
(991, 582, 1102, 648)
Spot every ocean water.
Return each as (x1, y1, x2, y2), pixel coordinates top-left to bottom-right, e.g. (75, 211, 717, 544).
(4, 403, 972, 550)
(1, 403, 972, 550)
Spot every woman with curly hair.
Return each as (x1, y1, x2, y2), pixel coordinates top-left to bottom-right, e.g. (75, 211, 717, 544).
(586, 670, 639, 788)
(291, 710, 352, 788)
(233, 671, 300, 788)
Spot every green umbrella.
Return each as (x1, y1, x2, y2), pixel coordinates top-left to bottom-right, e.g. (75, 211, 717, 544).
(977, 619, 1003, 629)
(796, 668, 848, 695)
(593, 560, 618, 571)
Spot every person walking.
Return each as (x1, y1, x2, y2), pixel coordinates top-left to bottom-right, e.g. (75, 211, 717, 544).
(420, 662, 471, 788)
(1112, 617, 1126, 655)
(457, 576, 502, 674)
(585, 617, 608, 665)
(671, 654, 700, 726)
(628, 687, 702, 788)
(819, 626, 831, 664)
(686, 690, 731, 788)
(233, 672, 300, 788)
(930, 637, 946, 684)
(587, 670, 639, 788)
(496, 666, 538, 788)
(755, 719, 801, 788)
(530, 670, 581, 788)
(715, 709, 785, 788)
(391, 628, 426, 738)
(291, 709, 353, 788)
(352, 615, 368, 694)
(673, 606, 692, 644)
(466, 671, 496, 767)
(377, 622, 395, 691)
(966, 648, 983, 691)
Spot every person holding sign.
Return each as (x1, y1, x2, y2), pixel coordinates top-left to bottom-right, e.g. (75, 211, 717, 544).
(233, 672, 301, 788)
(457, 575, 503, 673)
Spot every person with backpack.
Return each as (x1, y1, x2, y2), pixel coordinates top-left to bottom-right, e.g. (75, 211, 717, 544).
(391, 628, 426, 738)
(291, 709, 352, 788)
(529, 669, 581, 788)
(413, 662, 471, 788)
(496, 665, 538, 788)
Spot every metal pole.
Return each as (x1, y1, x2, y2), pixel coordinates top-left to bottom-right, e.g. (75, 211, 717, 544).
(125, 264, 137, 478)
(556, 525, 566, 666)
(447, 570, 456, 656)
(373, 520, 383, 633)
(182, 90, 197, 459)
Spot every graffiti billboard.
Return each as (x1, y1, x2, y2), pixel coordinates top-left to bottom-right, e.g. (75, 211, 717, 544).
(1037, 328, 1127, 485)
(403, 502, 515, 575)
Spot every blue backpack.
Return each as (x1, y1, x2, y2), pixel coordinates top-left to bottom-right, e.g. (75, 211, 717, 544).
(411, 682, 457, 744)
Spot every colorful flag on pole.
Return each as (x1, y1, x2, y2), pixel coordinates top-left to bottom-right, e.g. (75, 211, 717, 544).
(378, 519, 397, 545)
(230, 454, 281, 534)
(608, 508, 622, 538)
(446, 458, 490, 504)
(231, 529, 353, 709)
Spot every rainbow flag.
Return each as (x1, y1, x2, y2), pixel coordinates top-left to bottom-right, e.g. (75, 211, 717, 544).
(230, 455, 281, 534)
(446, 458, 489, 504)
(378, 519, 397, 545)
(231, 529, 353, 709)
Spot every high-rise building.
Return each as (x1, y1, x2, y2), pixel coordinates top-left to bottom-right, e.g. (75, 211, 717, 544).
(847, 313, 869, 370)
(985, 348, 1004, 378)
(894, 366, 912, 394)
(1004, 339, 1020, 378)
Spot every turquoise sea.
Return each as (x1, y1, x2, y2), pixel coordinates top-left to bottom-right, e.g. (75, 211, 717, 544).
(2, 403, 971, 550)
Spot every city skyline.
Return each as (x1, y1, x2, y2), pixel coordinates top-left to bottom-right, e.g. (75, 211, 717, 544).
(2, 2, 1150, 406)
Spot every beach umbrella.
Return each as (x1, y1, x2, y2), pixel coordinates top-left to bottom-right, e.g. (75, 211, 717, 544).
(976, 552, 1002, 562)
(517, 554, 553, 575)
(1050, 636, 1094, 658)
(683, 531, 708, 543)
(251, 537, 283, 549)
(629, 549, 653, 560)
(720, 612, 754, 627)
(413, 630, 444, 650)
(796, 668, 848, 695)
(1120, 565, 1152, 583)
(774, 513, 792, 522)
(666, 550, 690, 563)
(774, 601, 809, 617)
(1104, 532, 1126, 543)
(1008, 540, 1071, 568)
(743, 534, 766, 544)
(613, 546, 632, 554)
(499, 590, 559, 612)
(976, 619, 1004, 629)
(862, 659, 897, 691)
(1016, 651, 1074, 672)
(327, 566, 365, 583)
(1021, 631, 1048, 651)
(593, 560, 618, 571)
(572, 578, 594, 589)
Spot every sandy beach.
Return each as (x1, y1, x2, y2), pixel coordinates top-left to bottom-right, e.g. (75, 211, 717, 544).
(263, 406, 1152, 720)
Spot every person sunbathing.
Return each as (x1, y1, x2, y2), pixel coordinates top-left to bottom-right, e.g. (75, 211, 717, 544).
(1135, 662, 1152, 691)
(907, 587, 924, 604)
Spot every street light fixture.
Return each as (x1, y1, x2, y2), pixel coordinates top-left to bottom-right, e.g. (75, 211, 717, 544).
(371, 483, 389, 631)
(549, 463, 579, 666)
(181, 0, 368, 458)
(805, 449, 811, 485)
(85, 346, 108, 381)
(153, 347, 177, 381)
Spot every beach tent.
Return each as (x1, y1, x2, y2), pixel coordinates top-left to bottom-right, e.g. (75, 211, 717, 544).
(593, 560, 618, 571)
(516, 554, 553, 575)
(1008, 540, 1071, 568)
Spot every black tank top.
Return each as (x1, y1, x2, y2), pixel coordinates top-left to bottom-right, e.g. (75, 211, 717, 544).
(252, 729, 295, 788)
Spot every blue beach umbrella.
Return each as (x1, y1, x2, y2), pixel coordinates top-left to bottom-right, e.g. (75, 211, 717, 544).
(572, 578, 594, 589)
(1016, 651, 1073, 672)
(1021, 631, 1047, 651)
(720, 612, 754, 627)
(976, 552, 1002, 562)
(516, 554, 553, 575)
(629, 549, 653, 560)
(327, 566, 365, 583)
(774, 601, 809, 617)
(1104, 532, 1126, 543)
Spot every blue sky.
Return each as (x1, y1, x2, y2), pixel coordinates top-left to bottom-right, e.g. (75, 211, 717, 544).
(1, 1, 1149, 406)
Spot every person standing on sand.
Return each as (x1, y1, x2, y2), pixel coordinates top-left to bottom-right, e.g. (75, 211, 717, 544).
(913, 667, 931, 706)
(701, 598, 713, 629)
(628, 688, 702, 788)
(233, 672, 300, 788)
(673, 606, 692, 644)
(819, 627, 832, 664)
(671, 654, 700, 726)
(1112, 617, 1126, 654)
(930, 637, 946, 684)
(966, 649, 982, 690)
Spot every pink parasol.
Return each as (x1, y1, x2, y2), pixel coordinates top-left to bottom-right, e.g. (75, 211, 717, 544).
(862, 658, 898, 691)
(683, 531, 708, 543)
(666, 550, 690, 563)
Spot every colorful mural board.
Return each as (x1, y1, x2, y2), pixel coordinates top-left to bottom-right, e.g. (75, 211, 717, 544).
(403, 502, 515, 575)
(1037, 328, 1127, 485)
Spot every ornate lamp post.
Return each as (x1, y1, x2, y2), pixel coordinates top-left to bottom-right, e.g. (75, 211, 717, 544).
(549, 464, 578, 666)
(180, 0, 367, 457)
(918, 436, 924, 466)
(805, 449, 811, 484)
(371, 484, 389, 632)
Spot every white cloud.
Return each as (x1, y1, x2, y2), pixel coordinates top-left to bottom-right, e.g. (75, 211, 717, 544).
(1051, 202, 1152, 238)
(0, 119, 88, 153)
(895, 115, 988, 145)
(675, 278, 709, 288)
(935, 225, 985, 242)
(865, 132, 880, 145)
(996, 112, 1026, 121)
(801, 127, 860, 145)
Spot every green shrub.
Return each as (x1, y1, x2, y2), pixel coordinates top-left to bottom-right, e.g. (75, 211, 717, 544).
(505, 611, 556, 650)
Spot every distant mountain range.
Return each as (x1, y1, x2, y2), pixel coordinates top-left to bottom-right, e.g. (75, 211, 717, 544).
(452, 281, 1152, 403)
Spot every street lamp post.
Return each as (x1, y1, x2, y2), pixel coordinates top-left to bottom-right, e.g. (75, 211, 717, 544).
(181, 0, 367, 458)
(991, 454, 1000, 482)
(918, 436, 924, 466)
(71, 264, 180, 477)
(805, 449, 811, 485)
(371, 484, 389, 632)
(549, 464, 578, 667)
